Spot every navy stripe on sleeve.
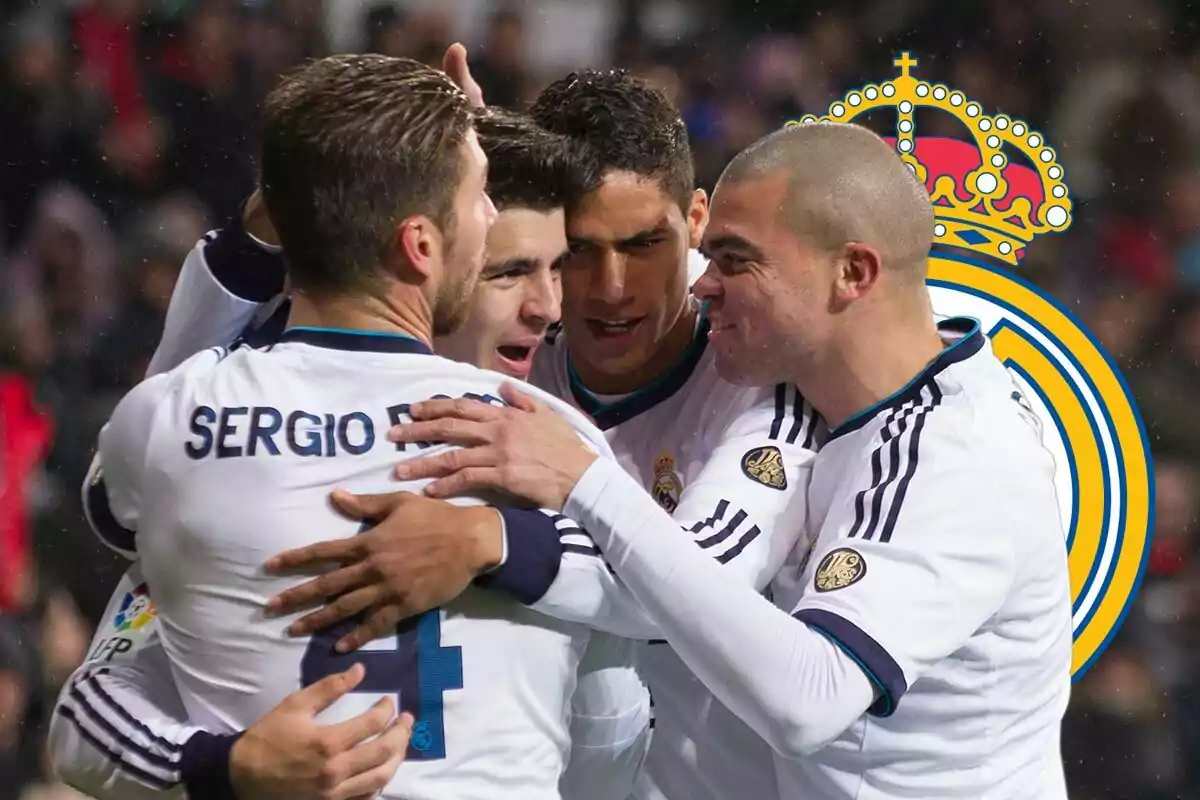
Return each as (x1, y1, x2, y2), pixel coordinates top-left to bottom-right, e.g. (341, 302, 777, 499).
(563, 543, 604, 557)
(696, 509, 748, 550)
(770, 384, 818, 447)
(793, 608, 908, 717)
(81, 671, 183, 759)
(84, 472, 137, 555)
(714, 525, 762, 564)
(687, 499, 730, 535)
(848, 387, 942, 543)
(785, 387, 807, 445)
(56, 667, 185, 789)
(878, 386, 940, 543)
(768, 384, 786, 440)
(56, 705, 178, 790)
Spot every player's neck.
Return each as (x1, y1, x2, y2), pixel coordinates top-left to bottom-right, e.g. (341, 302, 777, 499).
(804, 305, 945, 432)
(286, 289, 433, 347)
(573, 298, 699, 395)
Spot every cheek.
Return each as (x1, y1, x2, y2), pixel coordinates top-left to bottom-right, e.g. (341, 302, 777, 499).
(466, 288, 507, 340)
(474, 201, 491, 238)
(726, 282, 781, 337)
(560, 269, 590, 312)
(632, 251, 684, 310)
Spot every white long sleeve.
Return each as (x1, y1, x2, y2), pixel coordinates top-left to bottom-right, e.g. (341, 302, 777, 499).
(524, 386, 818, 640)
(559, 633, 652, 800)
(563, 458, 876, 760)
(48, 567, 197, 799)
(146, 216, 284, 377)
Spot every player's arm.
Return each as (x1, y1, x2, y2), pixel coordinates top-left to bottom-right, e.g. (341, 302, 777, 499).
(146, 191, 286, 377)
(560, 634, 651, 800)
(511, 384, 818, 635)
(50, 569, 415, 800)
(82, 348, 230, 558)
(265, 396, 667, 646)
(268, 387, 821, 643)
(355, 385, 818, 638)
(385, 395, 1016, 757)
(269, 485, 667, 647)
(643, 383, 816, 588)
(48, 566, 203, 799)
(560, 419, 1016, 758)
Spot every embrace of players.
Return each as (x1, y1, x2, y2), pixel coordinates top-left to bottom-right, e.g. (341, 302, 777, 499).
(47, 42, 1073, 800)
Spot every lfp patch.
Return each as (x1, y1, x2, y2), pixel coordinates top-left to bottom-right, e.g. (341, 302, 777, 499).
(113, 582, 157, 633)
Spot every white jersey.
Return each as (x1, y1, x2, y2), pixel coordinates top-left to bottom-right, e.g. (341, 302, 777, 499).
(48, 564, 194, 800)
(55, 222, 649, 800)
(529, 259, 822, 800)
(558, 317, 1072, 800)
(774, 319, 1072, 799)
(86, 328, 624, 800)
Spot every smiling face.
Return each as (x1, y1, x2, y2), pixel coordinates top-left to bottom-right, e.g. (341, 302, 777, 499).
(435, 206, 568, 379)
(561, 171, 706, 388)
(695, 172, 836, 387)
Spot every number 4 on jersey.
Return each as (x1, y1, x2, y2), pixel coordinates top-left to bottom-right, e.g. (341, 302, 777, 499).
(299, 520, 464, 760)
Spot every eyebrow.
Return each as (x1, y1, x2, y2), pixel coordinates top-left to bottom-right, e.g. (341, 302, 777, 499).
(702, 234, 767, 261)
(483, 257, 539, 275)
(569, 221, 671, 250)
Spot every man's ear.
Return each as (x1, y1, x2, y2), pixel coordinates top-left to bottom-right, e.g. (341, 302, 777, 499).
(832, 242, 883, 304)
(686, 188, 709, 249)
(394, 216, 441, 280)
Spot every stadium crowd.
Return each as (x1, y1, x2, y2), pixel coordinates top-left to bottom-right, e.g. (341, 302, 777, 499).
(1, 0, 1199, 797)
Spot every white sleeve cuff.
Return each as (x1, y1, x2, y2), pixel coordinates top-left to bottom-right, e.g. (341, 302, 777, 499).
(481, 507, 508, 574)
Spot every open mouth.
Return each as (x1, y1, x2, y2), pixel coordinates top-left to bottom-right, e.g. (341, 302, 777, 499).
(495, 343, 538, 377)
(584, 317, 646, 341)
(497, 344, 533, 361)
(706, 320, 736, 342)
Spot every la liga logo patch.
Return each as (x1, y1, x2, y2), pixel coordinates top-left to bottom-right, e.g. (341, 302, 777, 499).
(113, 582, 157, 632)
(786, 53, 1154, 681)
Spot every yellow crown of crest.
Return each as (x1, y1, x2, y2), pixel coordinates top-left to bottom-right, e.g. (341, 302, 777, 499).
(786, 53, 1072, 266)
(654, 451, 674, 474)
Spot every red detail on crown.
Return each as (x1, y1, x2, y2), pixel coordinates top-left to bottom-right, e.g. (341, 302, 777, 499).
(881, 136, 1046, 215)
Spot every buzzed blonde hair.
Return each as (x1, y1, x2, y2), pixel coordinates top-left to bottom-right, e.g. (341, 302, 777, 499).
(718, 122, 935, 275)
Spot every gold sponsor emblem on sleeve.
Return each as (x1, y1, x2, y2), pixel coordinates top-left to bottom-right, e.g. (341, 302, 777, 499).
(740, 445, 787, 490)
(814, 548, 866, 592)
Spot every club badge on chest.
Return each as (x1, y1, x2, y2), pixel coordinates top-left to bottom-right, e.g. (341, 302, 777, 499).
(652, 450, 684, 513)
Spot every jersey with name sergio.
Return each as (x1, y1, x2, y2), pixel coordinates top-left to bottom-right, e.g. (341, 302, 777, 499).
(776, 321, 1072, 799)
(95, 329, 615, 800)
(530, 311, 822, 800)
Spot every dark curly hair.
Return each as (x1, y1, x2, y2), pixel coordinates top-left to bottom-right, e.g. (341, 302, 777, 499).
(529, 69, 694, 210)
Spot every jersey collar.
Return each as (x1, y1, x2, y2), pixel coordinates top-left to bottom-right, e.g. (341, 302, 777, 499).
(277, 326, 434, 355)
(567, 310, 711, 431)
(828, 316, 984, 441)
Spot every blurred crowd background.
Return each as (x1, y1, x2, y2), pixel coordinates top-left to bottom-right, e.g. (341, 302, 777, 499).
(1, 0, 1198, 797)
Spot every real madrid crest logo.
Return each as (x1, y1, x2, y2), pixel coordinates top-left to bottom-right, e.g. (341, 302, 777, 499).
(814, 548, 866, 593)
(788, 52, 1154, 679)
(652, 451, 683, 512)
